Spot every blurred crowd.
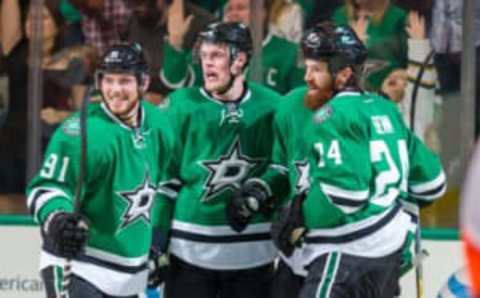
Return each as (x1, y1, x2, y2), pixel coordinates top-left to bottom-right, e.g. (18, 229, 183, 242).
(0, 0, 477, 196)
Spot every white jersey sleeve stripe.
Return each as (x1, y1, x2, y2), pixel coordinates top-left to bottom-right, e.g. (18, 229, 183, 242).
(320, 183, 369, 201)
(27, 187, 69, 222)
(409, 170, 446, 194)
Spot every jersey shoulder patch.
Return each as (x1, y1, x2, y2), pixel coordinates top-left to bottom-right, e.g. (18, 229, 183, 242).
(313, 105, 333, 124)
(62, 116, 81, 136)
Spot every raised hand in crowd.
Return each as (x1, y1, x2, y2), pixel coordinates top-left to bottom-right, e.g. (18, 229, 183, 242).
(406, 10, 426, 40)
(350, 14, 369, 43)
(168, 0, 194, 50)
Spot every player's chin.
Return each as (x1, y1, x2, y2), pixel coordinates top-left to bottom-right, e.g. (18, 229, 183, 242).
(204, 82, 225, 93)
(304, 88, 331, 111)
(106, 102, 130, 116)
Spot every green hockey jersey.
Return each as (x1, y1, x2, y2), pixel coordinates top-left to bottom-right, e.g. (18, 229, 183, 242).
(262, 86, 313, 203)
(26, 101, 175, 296)
(156, 82, 282, 270)
(159, 34, 305, 94)
(257, 86, 313, 276)
(300, 91, 446, 266)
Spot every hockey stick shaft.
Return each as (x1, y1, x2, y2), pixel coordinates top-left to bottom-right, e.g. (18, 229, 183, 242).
(413, 204, 424, 298)
(73, 86, 90, 213)
(410, 46, 434, 298)
(62, 87, 91, 297)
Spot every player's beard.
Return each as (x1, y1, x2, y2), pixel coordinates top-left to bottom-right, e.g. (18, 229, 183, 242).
(304, 82, 333, 111)
(117, 100, 140, 127)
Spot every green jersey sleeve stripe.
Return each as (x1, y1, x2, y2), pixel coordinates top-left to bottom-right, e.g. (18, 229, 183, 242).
(159, 66, 194, 89)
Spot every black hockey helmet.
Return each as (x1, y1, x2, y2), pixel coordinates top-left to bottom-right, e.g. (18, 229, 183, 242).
(195, 21, 253, 64)
(302, 22, 368, 76)
(97, 42, 148, 84)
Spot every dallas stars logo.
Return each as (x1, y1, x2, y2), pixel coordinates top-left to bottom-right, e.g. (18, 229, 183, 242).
(200, 139, 260, 202)
(295, 160, 310, 193)
(117, 175, 157, 229)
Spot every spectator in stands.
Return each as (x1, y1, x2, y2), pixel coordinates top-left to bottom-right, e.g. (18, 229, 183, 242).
(269, 0, 304, 44)
(124, 0, 216, 104)
(0, 0, 94, 192)
(381, 11, 440, 152)
(333, 0, 408, 91)
(68, 0, 132, 56)
(189, 0, 226, 13)
(60, 0, 85, 46)
(305, 0, 343, 27)
(393, 0, 432, 18)
(160, 0, 305, 94)
(431, 0, 480, 136)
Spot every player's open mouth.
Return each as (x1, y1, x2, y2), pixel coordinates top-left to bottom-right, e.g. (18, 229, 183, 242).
(205, 72, 219, 81)
(109, 97, 128, 107)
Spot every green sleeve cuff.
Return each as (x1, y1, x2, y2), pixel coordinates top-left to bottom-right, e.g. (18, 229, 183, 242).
(161, 41, 191, 88)
(37, 198, 74, 225)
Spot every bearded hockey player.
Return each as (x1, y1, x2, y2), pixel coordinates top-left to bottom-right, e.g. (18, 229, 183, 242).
(271, 22, 446, 298)
(26, 43, 175, 298)
(153, 21, 286, 298)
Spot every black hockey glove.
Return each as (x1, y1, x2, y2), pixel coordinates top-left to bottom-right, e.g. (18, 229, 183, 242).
(147, 228, 170, 289)
(226, 179, 273, 233)
(147, 250, 169, 289)
(271, 192, 307, 257)
(42, 211, 89, 258)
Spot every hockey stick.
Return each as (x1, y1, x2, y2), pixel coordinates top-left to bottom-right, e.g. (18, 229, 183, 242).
(61, 86, 92, 297)
(413, 204, 424, 298)
(409, 50, 435, 298)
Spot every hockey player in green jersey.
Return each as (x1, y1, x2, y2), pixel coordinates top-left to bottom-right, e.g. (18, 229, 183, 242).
(271, 22, 447, 298)
(152, 21, 283, 298)
(263, 88, 312, 298)
(159, 0, 305, 94)
(26, 43, 175, 298)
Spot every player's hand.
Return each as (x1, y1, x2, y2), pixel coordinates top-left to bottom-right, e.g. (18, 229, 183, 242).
(147, 250, 169, 289)
(41, 108, 70, 125)
(43, 212, 89, 258)
(226, 179, 272, 233)
(167, 0, 194, 50)
(271, 192, 307, 257)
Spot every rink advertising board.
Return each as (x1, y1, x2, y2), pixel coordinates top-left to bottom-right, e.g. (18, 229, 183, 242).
(0, 216, 465, 298)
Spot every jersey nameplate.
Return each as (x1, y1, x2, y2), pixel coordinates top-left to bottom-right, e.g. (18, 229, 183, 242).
(371, 116, 394, 135)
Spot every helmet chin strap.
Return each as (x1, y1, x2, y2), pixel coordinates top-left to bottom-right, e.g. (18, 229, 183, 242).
(215, 50, 240, 95)
(216, 69, 237, 95)
(117, 101, 141, 127)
